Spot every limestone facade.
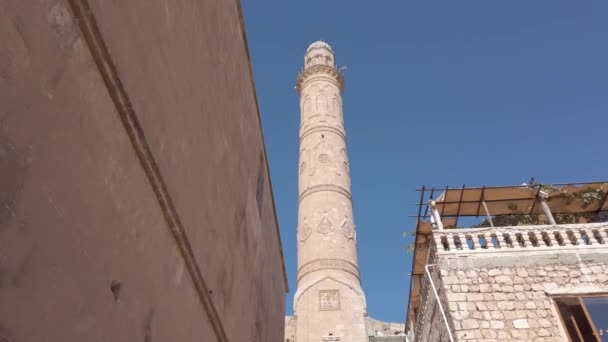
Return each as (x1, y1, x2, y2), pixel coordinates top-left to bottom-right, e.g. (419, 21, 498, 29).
(293, 41, 368, 342)
(410, 223, 608, 342)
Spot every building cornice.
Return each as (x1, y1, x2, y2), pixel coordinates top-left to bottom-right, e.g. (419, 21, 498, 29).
(296, 65, 345, 94)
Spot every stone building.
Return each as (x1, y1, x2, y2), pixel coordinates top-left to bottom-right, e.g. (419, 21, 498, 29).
(286, 41, 405, 342)
(1, 1, 287, 341)
(406, 183, 608, 341)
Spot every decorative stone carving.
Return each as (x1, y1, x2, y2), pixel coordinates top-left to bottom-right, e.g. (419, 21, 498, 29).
(299, 161, 306, 175)
(298, 217, 312, 242)
(317, 212, 334, 234)
(340, 216, 355, 239)
(318, 154, 330, 163)
(319, 289, 340, 310)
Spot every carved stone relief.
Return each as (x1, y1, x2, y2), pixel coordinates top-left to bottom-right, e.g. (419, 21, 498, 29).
(318, 153, 330, 163)
(317, 212, 334, 234)
(339, 216, 355, 239)
(319, 289, 340, 311)
(298, 217, 312, 242)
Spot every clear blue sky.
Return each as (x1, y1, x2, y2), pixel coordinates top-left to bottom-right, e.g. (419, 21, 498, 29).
(242, 1, 608, 323)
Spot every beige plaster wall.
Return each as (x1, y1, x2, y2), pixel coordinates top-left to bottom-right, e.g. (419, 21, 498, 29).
(0, 1, 286, 341)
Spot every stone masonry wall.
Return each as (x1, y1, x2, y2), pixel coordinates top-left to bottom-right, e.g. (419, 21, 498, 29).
(438, 258, 608, 341)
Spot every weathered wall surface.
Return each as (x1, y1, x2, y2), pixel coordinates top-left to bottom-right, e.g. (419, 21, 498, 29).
(412, 223, 608, 342)
(438, 254, 608, 341)
(0, 1, 286, 341)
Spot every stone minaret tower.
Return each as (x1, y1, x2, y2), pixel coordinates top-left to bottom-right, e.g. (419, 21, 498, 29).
(293, 41, 368, 341)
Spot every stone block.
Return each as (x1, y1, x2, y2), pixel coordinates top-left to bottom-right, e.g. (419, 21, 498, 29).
(466, 293, 484, 301)
(457, 302, 468, 311)
(497, 301, 514, 310)
(502, 285, 514, 292)
(486, 302, 498, 310)
(490, 311, 504, 319)
(452, 311, 470, 320)
(495, 275, 513, 285)
(525, 301, 537, 309)
(456, 330, 480, 340)
(543, 282, 558, 291)
(538, 318, 552, 328)
(462, 319, 479, 329)
(488, 269, 502, 276)
(504, 311, 517, 319)
(591, 266, 603, 274)
(538, 328, 551, 337)
(442, 275, 459, 285)
(529, 319, 540, 328)
(490, 320, 505, 329)
(483, 329, 498, 339)
(493, 293, 506, 300)
(513, 319, 530, 329)
(448, 301, 459, 312)
(516, 268, 529, 277)
(536, 309, 548, 318)
(447, 293, 466, 302)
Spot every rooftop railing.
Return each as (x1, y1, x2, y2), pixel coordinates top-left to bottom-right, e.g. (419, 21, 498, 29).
(432, 223, 608, 255)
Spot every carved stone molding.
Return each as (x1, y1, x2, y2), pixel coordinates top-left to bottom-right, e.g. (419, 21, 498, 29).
(297, 258, 361, 284)
(298, 184, 351, 204)
(296, 65, 345, 94)
(300, 125, 346, 143)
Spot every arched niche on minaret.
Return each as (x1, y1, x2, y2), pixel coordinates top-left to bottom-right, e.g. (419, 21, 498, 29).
(332, 97, 341, 115)
(302, 97, 311, 115)
(316, 94, 329, 113)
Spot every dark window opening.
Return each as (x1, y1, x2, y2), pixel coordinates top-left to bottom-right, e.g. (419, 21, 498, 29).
(554, 296, 608, 342)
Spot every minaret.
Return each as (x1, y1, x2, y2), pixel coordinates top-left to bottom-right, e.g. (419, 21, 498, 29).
(293, 41, 368, 341)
